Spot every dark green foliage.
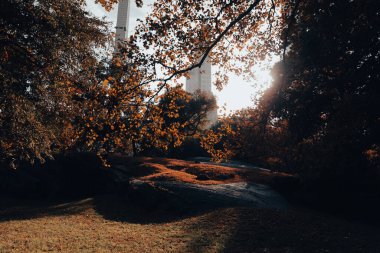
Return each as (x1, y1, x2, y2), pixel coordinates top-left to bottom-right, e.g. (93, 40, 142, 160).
(0, 0, 109, 167)
(269, 0, 380, 182)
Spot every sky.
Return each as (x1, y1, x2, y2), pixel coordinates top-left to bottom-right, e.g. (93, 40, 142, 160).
(86, 0, 276, 113)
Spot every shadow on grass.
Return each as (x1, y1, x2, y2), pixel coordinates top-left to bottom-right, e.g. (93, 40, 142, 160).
(0, 196, 238, 235)
(0, 196, 94, 222)
(0, 179, 256, 225)
(93, 193, 221, 224)
(221, 208, 380, 253)
(174, 206, 380, 253)
(0, 189, 236, 225)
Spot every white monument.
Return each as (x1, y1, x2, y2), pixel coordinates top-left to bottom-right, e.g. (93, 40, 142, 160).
(115, 0, 131, 47)
(186, 57, 218, 128)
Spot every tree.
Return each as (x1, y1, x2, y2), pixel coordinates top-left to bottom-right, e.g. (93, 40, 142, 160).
(143, 87, 217, 156)
(77, 68, 216, 161)
(77, 0, 293, 161)
(166, 0, 379, 184)
(200, 105, 292, 166)
(0, 0, 110, 167)
(260, 0, 380, 182)
(5, 0, 352, 171)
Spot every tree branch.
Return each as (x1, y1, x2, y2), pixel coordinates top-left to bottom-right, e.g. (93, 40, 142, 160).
(139, 0, 262, 86)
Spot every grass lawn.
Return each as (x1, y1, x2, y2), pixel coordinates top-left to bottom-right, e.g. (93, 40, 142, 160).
(1, 195, 379, 253)
(0, 157, 379, 252)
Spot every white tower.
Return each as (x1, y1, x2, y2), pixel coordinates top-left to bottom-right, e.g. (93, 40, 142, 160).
(186, 57, 218, 128)
(115, 0, 131, 47)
